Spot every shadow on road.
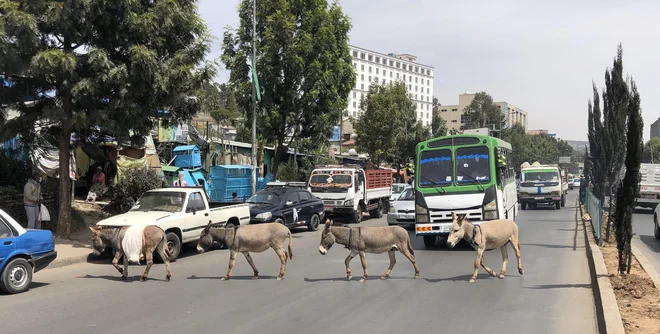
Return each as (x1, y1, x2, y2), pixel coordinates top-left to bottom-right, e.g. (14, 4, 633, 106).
(520, 243, 580, 249)
(187, 275, 278, 280)
(525, 283, 591, 290)
(638, 235, 660, 253)
(303, 276, 412, 283)
(423, 273, 500, 283)
(77, 274, 169, 282)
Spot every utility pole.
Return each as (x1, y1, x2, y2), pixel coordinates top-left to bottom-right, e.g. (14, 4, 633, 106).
(250, 0, 257, 196)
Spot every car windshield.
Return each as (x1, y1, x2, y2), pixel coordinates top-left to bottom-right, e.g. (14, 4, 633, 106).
(130, 192, 186, 212)
(247, 191, 281, 205)
(418, 149, 452, 187)
(309, 171, 353, 187)
(398, 188, 414, 201)
(522, 171, 559, 182)
(392, 184, 407, 193)
(455, 146, 491, 185)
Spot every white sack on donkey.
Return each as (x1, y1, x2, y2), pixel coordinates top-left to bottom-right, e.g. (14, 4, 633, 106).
(122, 224, 146, 264)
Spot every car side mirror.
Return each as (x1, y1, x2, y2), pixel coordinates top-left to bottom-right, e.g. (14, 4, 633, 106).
(285, 201, 293, 206)
(186, 207, 196, 215)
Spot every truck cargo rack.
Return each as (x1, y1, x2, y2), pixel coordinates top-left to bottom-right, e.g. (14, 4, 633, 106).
(265, 181, 308, 188)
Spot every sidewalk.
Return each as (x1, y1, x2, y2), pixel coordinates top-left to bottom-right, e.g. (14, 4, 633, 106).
(50, 237, 103, 269)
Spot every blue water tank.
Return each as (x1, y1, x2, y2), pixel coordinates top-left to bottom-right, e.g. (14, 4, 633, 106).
(173, 145, 201, 168)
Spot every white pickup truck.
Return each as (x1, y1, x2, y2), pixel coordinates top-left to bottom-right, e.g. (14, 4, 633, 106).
(96, 187, 250, 260)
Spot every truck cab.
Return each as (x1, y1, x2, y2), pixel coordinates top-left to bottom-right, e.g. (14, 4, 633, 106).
(517, 162, 567, 210)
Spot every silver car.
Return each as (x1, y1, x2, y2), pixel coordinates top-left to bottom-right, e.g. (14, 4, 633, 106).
(387, 188, 415, 227)
(390, 183, 410, 203)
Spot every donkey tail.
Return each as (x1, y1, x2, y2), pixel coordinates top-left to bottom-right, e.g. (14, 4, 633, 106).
(287, 229, 293, 260)
(407, 237, 415, 256)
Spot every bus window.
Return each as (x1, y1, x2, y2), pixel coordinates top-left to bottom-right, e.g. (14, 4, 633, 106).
(455, 146, 491, 185)
(418, 149, 453, 187)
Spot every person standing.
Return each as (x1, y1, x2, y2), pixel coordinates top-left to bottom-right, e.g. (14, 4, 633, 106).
(232, 192, 240, 202)
(173, 171, 190, 187)
(24, 172, 43, 229)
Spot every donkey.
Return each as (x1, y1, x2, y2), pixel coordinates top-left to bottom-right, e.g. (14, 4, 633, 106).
(446, 212, 523, 283)
(196, 221, 293, 281)
(88, 225, 172, 281)
(318, 218, 420, 282)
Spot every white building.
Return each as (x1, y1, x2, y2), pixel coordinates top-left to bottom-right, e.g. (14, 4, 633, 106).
(347, 45, 435, 126)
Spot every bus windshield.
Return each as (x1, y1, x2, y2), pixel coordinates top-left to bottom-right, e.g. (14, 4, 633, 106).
(455, 146, 491, 185)
(418, 149, 453, 187)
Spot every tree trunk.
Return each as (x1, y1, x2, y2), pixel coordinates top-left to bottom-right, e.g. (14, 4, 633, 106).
(270, 138, 286, 178)
(56, 116, 72, 239)
(605, 179, 615, 242)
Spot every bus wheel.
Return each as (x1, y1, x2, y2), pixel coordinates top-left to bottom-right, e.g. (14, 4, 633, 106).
(423, 235, 436, 248)
(561, 195, 566, 207)
(555, 201, 561, 210)
(521, 202, 527, 210)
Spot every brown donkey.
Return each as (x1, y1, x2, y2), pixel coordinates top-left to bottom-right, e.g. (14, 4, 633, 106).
(196, 221, 293, 280)
(318, 218, 420, 282)
(446, 212, 523, 283)
(88, 225, 173, 281)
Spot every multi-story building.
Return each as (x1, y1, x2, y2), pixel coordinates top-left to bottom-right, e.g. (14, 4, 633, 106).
(437, 92, 529, 131)
(347, 45, 435, 126)
(651, 118, 660, 139)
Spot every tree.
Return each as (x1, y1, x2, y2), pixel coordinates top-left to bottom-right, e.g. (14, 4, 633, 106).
(0, 1, 213, 238)
(642, 137, 660, 163)
(614, 79, 642, 274)
(587, 83, 606, 202)
(353, 82, 414, 164)
(221, 0, 355, 178)
(462, 92, 506, 130)
(431, 109, 447, 138)
(502, 123, 565, 170)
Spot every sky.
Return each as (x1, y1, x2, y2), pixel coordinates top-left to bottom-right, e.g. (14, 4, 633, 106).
(199, 0, 660, 141)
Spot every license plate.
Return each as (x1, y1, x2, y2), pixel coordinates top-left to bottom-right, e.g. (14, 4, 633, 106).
(439, 225, 450, 232)
(324, 205, 333, 210)
(535, 197, 544, 200)
(397, 214, 408, 219)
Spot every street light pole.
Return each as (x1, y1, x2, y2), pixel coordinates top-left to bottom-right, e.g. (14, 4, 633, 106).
(251, 0, 257, 196)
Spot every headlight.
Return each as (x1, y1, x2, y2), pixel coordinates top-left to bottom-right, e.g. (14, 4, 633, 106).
(255, 212, 272, 220)
(484, 200, 497, 211)
(483, 200, 498, 220)
(343, 199, 354, 206)
(389, 206, 396, 213)
(415, 204, 428, 215)
(551, 191, 560, 195)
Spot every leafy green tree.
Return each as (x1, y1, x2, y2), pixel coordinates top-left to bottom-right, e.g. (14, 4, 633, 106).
(642, 137, 660, 163)
(614, 79, 642, 274)
(431, 109, 447, 138)
(221, 0, 355, 177)
(0, 0, 213, 238)
(502, 123, 565, 170)
(463, 92, 506, 129)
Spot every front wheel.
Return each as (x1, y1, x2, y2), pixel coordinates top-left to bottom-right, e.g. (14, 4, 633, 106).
(308, 214, 320, 231)
(423, 235, 436, 248)
(555, 201, 561, 210)
(561, 195, 566, 207)
(353, 207, 363, 224)
(165, 232, 181, 261)
(0, 258, 33, 294)
(654, 215, 660, 240)
(521, 202, 527, 210)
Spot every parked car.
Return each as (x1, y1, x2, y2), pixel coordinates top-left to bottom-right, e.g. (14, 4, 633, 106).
(390, 183, 410, 203)
(572, 179, 581, 189)
(387, 188, 415, 227)
(568, 179, 575, 190)
(0, 209, 57, 294)
(248, 183, 325, 231)
(96, 187, 251, 260)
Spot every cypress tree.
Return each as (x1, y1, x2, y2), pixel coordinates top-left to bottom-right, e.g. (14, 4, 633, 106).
(587, 83, 606, 201)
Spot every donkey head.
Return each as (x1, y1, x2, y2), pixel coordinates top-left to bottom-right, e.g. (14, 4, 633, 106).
(196, 221, 216, 253)
(318, 218, 337, 255)
(88, 226, 106, 256)
(446, 212, 468, 248)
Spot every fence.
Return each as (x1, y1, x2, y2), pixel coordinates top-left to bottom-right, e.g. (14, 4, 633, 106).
(584, 188, 603, 246)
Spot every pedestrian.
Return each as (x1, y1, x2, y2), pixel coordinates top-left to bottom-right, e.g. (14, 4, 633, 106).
(173, 171, 190, 187)
(232, 192, 240, 202)
(23, 172, 43, 229)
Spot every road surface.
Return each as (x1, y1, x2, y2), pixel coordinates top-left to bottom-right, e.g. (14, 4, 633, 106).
(2, 192, 596, 334)
(632, 207, 660, 273)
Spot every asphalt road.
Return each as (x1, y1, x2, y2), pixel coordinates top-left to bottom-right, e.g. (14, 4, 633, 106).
(2, 192, 596, 334)
(631, 207, 660, 273)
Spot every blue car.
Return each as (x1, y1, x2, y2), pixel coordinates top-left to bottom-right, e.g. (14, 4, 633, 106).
(0, 209, 57, 294)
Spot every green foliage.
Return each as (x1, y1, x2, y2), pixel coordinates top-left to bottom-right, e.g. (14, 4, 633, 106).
(1, 0, 214, 238)
(353, 82, 430, 166)
(431, 109, 447, 138)
(502, 124, 568, 170)
(105, 167, 166, 214)
(222, 0, 355, 177)
(462, 92, 506, 130)
(614, 79, 643, 275)
(198, 82, 242, 125)
(0, 149, 30, 191)
(275, 158, 303, 182)
(642, 137, 660, 163)
(588, 84, 607, 201)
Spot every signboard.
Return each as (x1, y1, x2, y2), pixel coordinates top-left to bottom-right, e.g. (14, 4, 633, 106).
(329, 126, 340, 141)
(559, 156, 571, 164)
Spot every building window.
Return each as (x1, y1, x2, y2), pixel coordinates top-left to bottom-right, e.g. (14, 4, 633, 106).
(353, 62, 357, 69)
(426, 113, 429, 119)
(368, 55, 373, 61)
(427, 88, 429, 94)
(375, 68, 379, 75)
(427, 79, 430, 85)
(353, 101, 356, 108)
(361, 74, 364, 81)
(353, 92, 356, 98)
(441, 109, 447, 112)
(415, 77, 418, 83)
(402, 64, 406, 71)
(427, 96, 430, 102)
(383, 69, 387, 76)
(361, 64, 364, 71)
(360, 53, 365, 59)
(403, 74, 406, 81)
(369, 66, 372, 73)
(452, 108, 457, 112)
(415, 94, 418, 100)
(396, 62, 400, 68)
(353, 51, 358, 57)
(451, 120, 457, 123)
(375, 56, 380, 63)
(361, 84, 364, 90)
(389, 60, 393, 66)
(368, 76, 371, 82)
(415, 86, 418, 92)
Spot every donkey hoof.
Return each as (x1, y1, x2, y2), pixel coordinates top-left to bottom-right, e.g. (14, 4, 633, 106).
(499, 274, 505, 279)
(277, 276, 283, 281)
(347, 275, 352, 281)
(121, 275, 127, 280)
(118, 268, 124, 274)
(489, 271, 497, 277)
(140, 276, 147, 282)
(519, 269, 524, 275)
(166, 276, 171, 282)
(414, 274, 420, 279)
(252, 276, 259, 280)
(221, 276, 230, 281)
(359, 277, 366, 283)
(381, 276, 388, 280)
(469, 278, 475, 283)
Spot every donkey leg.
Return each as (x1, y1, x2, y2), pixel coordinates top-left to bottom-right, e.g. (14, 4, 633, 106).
(222, 250, 238, 281)
(345, 251, 357, 281)
(382, 250, 396, 280)
(156, 241, 172, 281)
(358, 251, 369, 283)
(242, 251, 259, 279)
(275, 247, 287, 280)
(111, 250, 126, 278)
(400, 248, 420, 279)
(470, 248, 485, 283)
(511, 236, 524, 275)
(499, 245, 509, 279)
(122, 251, 130, 280)
(141, 251, 154, 282)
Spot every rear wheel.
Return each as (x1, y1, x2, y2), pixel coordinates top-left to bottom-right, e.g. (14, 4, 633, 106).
(165, 232, 181, 261)
(369, 200, 384, 219)
(423, 235, 436, 248)
(0, 258, 33, 294)
(308, 214, 320, 231)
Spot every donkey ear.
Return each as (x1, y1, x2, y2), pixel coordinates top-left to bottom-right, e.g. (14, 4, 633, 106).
(451, 212, 457, 220)
(457, 214, 467, 224)
(88, 226, 98, 234)
(204, 220, 213, 231)
(325, 218, 333, 226)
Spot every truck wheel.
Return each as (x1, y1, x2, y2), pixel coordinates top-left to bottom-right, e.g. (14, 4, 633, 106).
(561, 195, 566, 207)
(555, 201, 561, 210)
(165, 232, 181, 261)
(423, 235, 436, 248)
(654, 215, 660, 240)
(0, 257, 33, 294)
(354, 206, 363, 224)
(369, 201, 384, 219)
(308, 214, 320, 231)
(521, 202, 527, 210)
(275, 218, 285, 225)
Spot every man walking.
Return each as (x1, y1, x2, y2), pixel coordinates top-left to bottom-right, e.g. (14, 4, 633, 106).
(24, 172, 43, 229)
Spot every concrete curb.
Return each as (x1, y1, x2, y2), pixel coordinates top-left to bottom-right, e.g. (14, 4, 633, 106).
(48, 253, 107, 270)
(578, 202, 625, 334)
(631, 245, 660, 289)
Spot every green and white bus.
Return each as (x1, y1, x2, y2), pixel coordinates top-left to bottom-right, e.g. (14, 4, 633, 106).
(414, 133, 517, 247)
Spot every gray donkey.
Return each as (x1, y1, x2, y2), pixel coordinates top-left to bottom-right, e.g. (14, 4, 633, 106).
(196, 221, 293, 280)
(88, 226, 172, 281)
(319, 218, 420, 282)
(446, 212, 523, 283)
